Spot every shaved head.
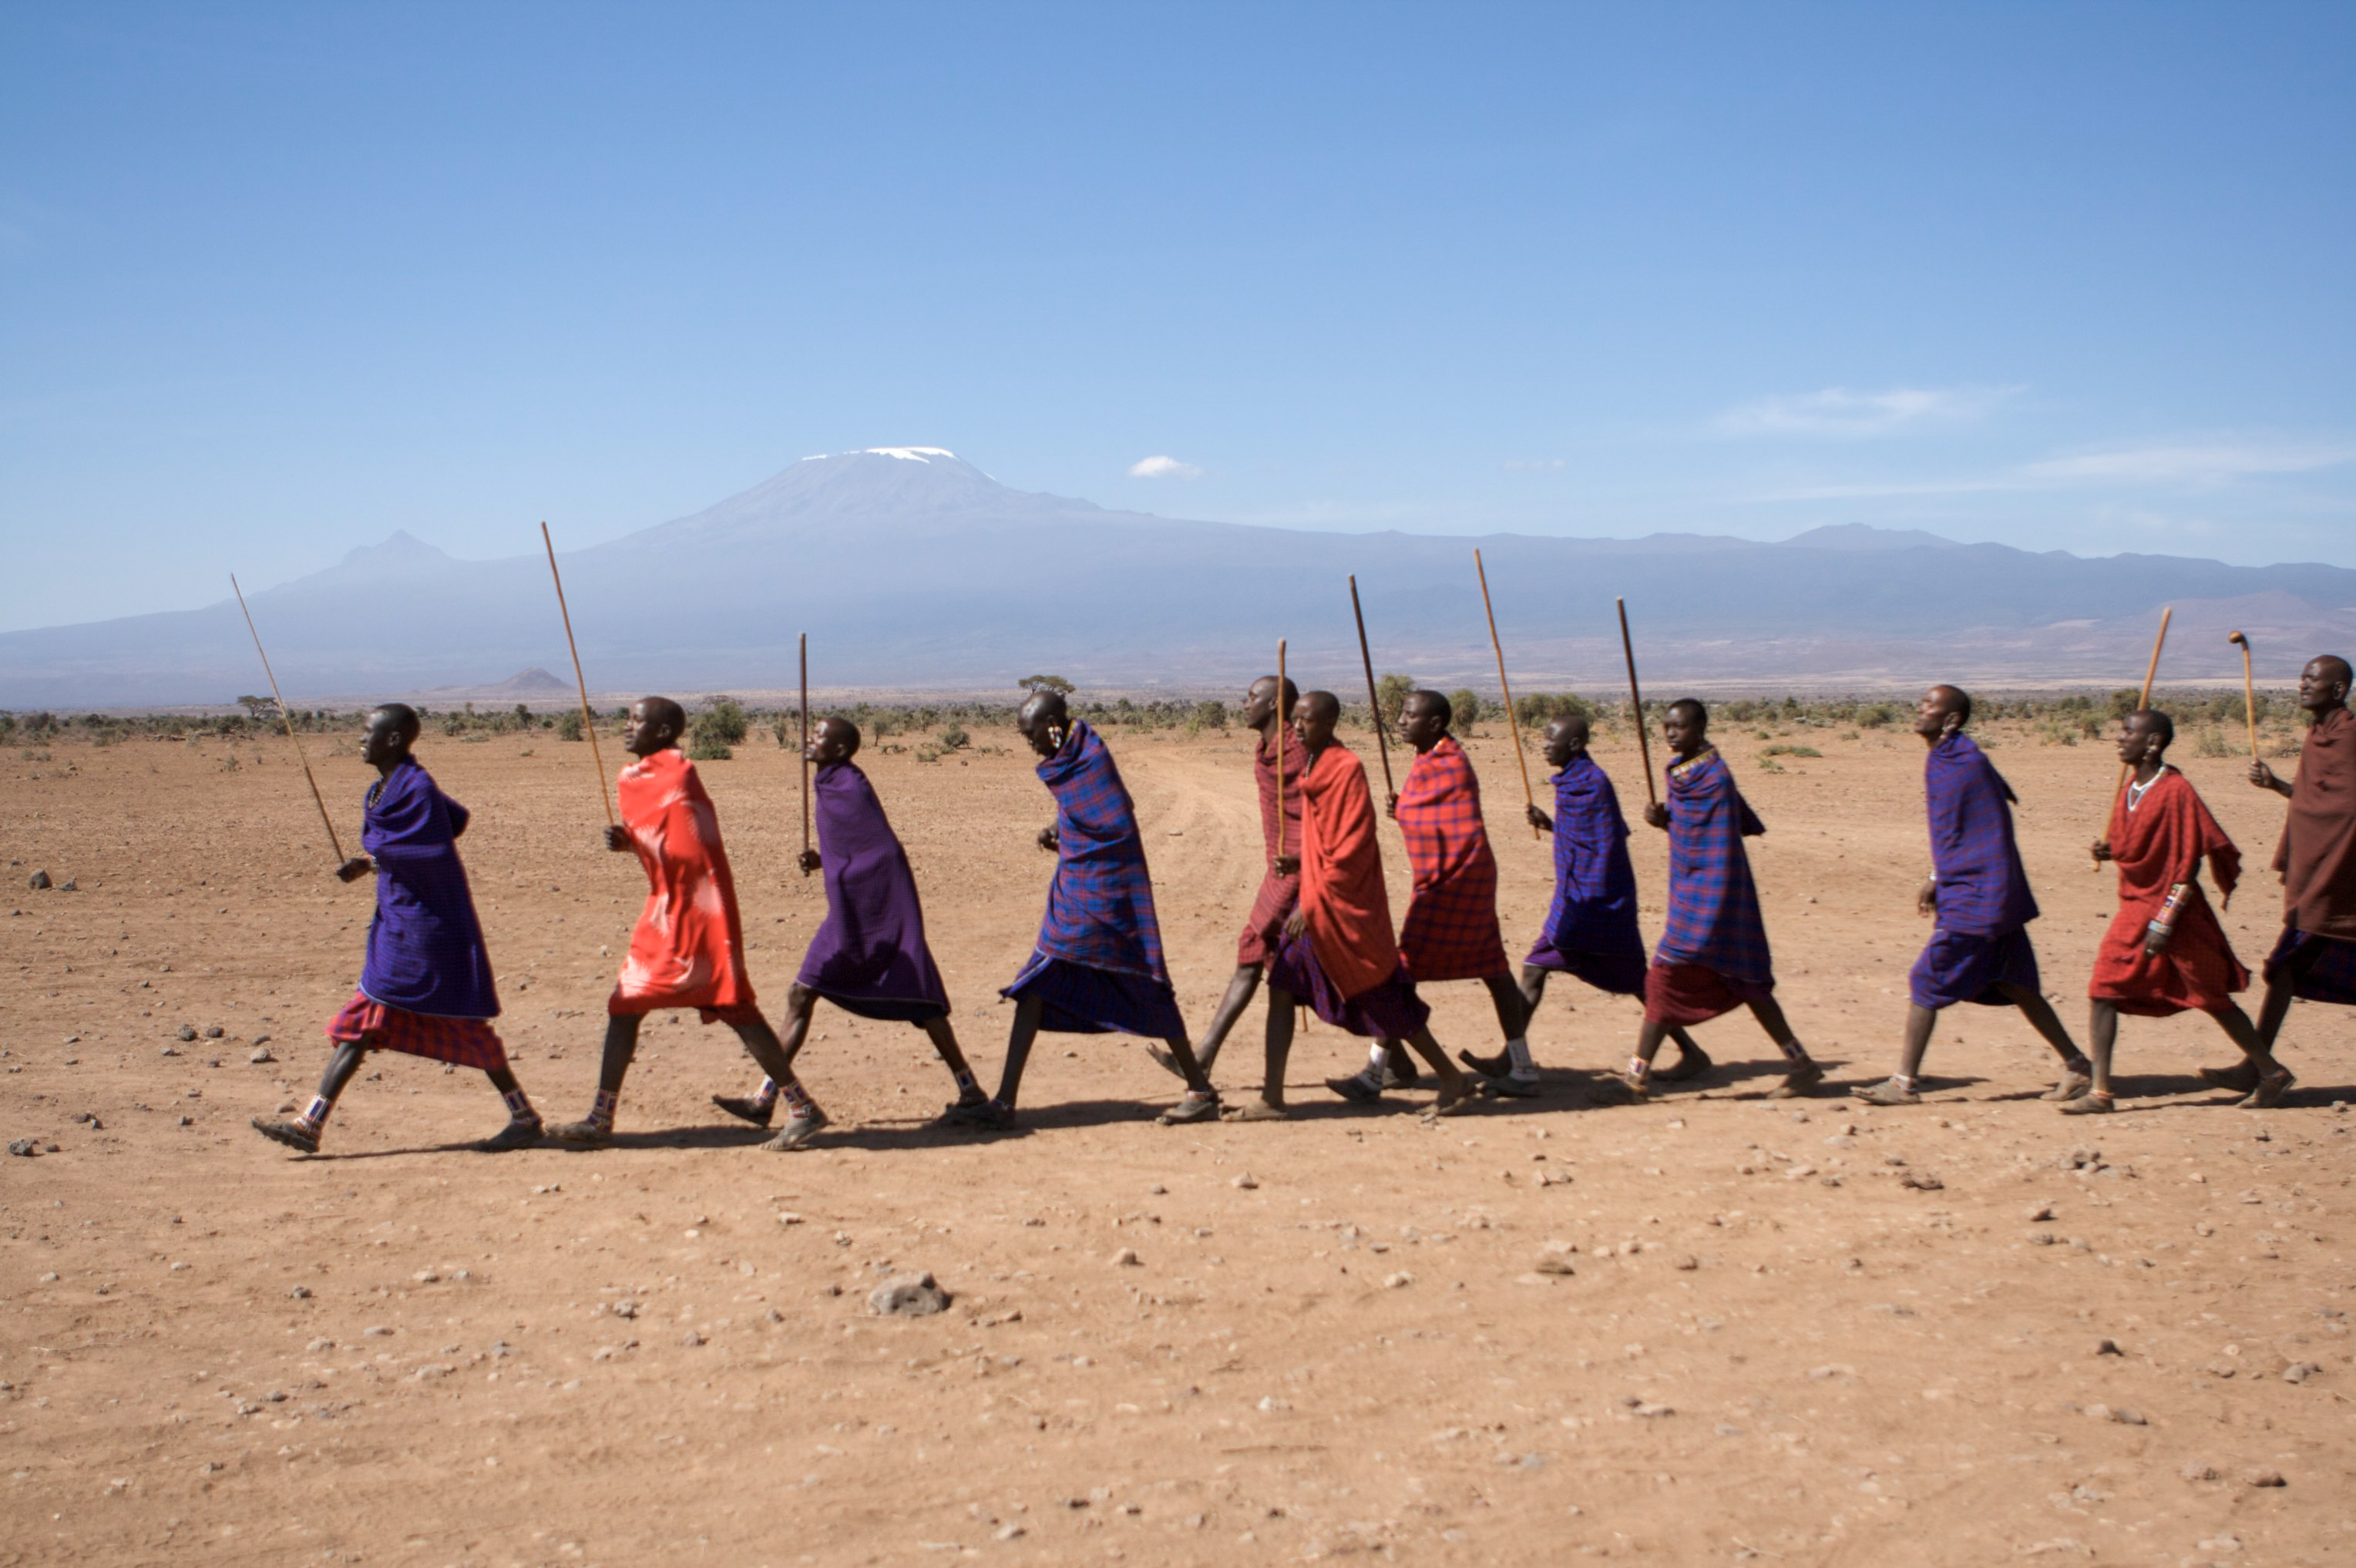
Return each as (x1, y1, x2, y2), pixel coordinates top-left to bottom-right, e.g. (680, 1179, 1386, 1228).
(1668, 697, 1707, 728)
(2318, 656, 2353, 688)
(639, 697, 685, 734)
(818, 715, 861, 757)
(1302, 690, 1341, 725)
(370, 703, 420, 744)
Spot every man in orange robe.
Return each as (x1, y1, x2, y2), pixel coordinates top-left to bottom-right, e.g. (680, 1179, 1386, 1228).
(551, 698, 802, 1146)
(1225, 690, 1474, 1120)
(2072, 709, 2288, 1113)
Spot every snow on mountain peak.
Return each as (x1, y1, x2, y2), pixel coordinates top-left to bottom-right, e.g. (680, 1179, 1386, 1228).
(798, 446, 960, 466)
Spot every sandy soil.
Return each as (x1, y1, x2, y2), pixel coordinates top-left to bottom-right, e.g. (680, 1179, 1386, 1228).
(3, 715, 2351, 1568)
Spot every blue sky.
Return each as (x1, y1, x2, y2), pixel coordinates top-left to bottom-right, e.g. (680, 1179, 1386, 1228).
(4, 2, 2351, 632)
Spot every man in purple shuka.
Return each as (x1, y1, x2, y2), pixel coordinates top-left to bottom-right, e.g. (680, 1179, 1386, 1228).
(948, 688, 1220, 1130)
(251, 703, 543, 1155)
(1470, 710, 1706, 1096)
(1856, 685, 2092, 1106)
(713, 717, 989, 1147)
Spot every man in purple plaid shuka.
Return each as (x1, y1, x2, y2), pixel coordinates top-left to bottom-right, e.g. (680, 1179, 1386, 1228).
(1857, 687, 2092, 1106)
(949, 690, 1219, 1130)
(1612, 699, 1822, 1101)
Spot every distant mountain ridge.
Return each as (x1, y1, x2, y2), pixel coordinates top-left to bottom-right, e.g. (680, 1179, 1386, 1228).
(5, 447, 2351, 706)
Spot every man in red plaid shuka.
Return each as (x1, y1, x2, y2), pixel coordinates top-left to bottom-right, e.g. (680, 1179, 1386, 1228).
(1330, 690, 1533, 1103)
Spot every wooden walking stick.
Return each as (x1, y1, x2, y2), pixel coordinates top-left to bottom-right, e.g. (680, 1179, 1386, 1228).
(1616, 597, 1659, 810)
(230, 573, 346, 864)
(540, 522, 615, 827)
(1275, 638, 1288, 856)
(2096, 605, 2173, 865)
(799, 632, 812, 873)
(1348, 575, 1396, 798)
(1474, 549, 1541, 840)
(2227, 630, 2259, 759)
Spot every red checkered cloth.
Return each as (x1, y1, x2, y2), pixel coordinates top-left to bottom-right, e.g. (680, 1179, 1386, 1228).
(1238, 726, 1309, 965)
(327, 989, 510, 1072)
(1394, 737, 1510, 982)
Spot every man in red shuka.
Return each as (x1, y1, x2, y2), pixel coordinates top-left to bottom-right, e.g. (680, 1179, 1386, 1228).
(550, 698, 804, 1147)
(2074, 709, 2290, 1113)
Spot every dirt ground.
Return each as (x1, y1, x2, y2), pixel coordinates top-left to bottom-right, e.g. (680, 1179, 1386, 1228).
(3, 711, 2351, 1568)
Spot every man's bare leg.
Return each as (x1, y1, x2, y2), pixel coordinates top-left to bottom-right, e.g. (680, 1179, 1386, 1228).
(1164, 962, 1262, 1079)
(946, 995, 1046, 1129)
(1995, 981, 2096, 1100)
(1229, 985, 1299, 1120)
(1398, 1025, 1475, 1115)
(2209, 935, 2318, 1088)
(2210, 1002, 2294, 1109)
(722, 1012, 829, 1152)
(252, 1039, 369, 1153)
(1746, 997, 1823, 1098)
(716, 985, 821, 1127)
(1151, 1032, 1221, 1123)
(1857, 1002, 1940, 1105)
(550, 1015, 644, 1144)
(2061, 1000, 2122, 1115)
(919, 1016, 987, 1106)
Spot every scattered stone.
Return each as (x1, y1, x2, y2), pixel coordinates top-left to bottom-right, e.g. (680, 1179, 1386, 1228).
(610, 1301, 640, 1319)
(202, 1026, 224, 1039)
(1232, 1172, 1259, 1190)
(1110, 1248, 1140, 1267)
(361, 1325, 392, 1338)
(2179, 1460, 2220, 1482)
(7, 1139, 36, 1157)
(287, 1285, 311, 1300)
(2095, 1338, 2121, 1356)
(159, 1046, 178, 1057)
(1901, 1170, 1945, 1191)
(1632, 1402, 1674, 1419)
(776, 1211, 804, 1226)
(2282, 1362, 2320, 1384)
(1148, 1183, 1166, 1195)
(1531, 1248, 1577, 1277)
(174, 1026, 197, 1042)
(2028, 1203, 2056, 1222)
(869, 1271, 950, 1318)
(249, 1047, 275, 1065)
(681, 1330, 705, 1347)
(2243, 1468, 2286, 1488)
(1383, 1271, 1413, 1289)
(1673, 1254, 1699, 1271)
(29, 871, 50, 889)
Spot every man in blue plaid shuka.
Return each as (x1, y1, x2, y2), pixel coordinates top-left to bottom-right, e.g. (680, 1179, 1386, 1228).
(1857, 687, 2091, 1106)
(949, 692, 1219, 1130)
(1612, 699, 1822, 1101)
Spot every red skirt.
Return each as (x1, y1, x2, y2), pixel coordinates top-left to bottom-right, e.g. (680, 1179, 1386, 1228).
(2087, 899, 2248, 1016)
(328, 990, 509, 1072)
(1236, 870, 1299, 966)
(1642, 961, 1774, 1027)
(607, 992, 766, 1028)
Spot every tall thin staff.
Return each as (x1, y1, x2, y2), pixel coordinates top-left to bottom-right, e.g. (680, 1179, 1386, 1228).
(230, 573, 345, 863)
(1348, 575, 1396, 798)
(1616, 598, 1659, 808)
(1473, 549, 1540, 839)
(541, 522, 615, 827)
(2096, 605, 2173, 865)
(2227, 630, 2259, 759)
(1275, 638, 1288, 844)
(799, 632, 812, 871)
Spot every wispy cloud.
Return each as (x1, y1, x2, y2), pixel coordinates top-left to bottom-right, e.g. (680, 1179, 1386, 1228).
(1716, 384, 2020, 439)
(1502, 457, 1565, 472)
(1756, 435, 2356, 502)
(2020, 440, 2356, 485)
(1128, 455, 1203, 480)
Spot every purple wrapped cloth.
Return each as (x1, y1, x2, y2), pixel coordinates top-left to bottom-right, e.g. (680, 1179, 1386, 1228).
(1924, 734, 2039, 936)
(1653, 749, 1774, 988)
(796, 761, 950, 1022)
(2264, 927, 2356, 1006)
(1266, 928, 1429, 1039)
(358, 757, 499, 1020)
(1524, 756, 1649, 995)
(1909, 927, 2042, 1010)
(1000, 721, 1185, 1038)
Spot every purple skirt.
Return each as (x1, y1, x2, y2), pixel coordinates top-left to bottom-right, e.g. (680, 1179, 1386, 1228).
(810, 989, 946, 1025)
(1265, 931, 1430, 1039)
(2265, 928, 2356, 1007)
(1522, 937, 1649, 997)
(1909, 926, 2042, 1011)
(1002, 950, 1186, 1040)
